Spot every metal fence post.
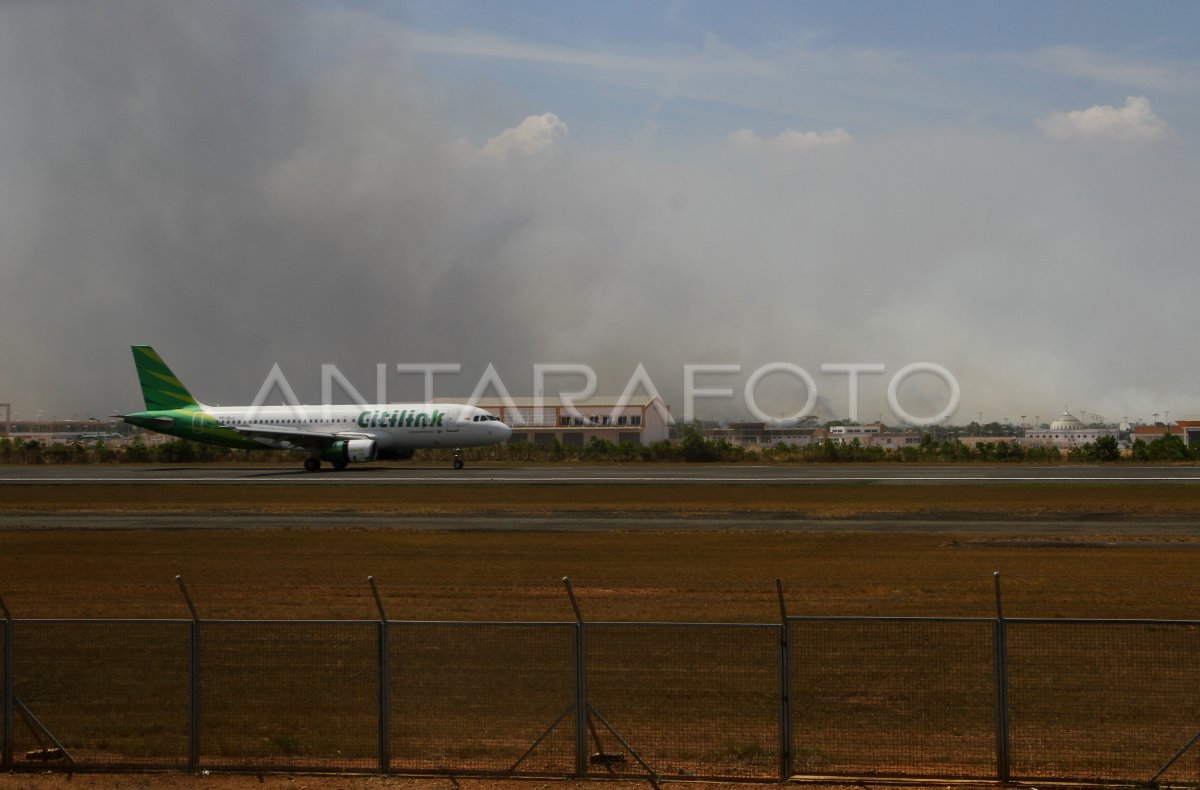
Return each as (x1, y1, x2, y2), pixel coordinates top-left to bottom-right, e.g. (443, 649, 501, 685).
(992, 572, 1011, 782)
(776, 579, 792, 781)
(176, 576, 201, 772)
(368, 577, 390, 774)
(563, 577, 587, 778)
(1, 594, 12, 772)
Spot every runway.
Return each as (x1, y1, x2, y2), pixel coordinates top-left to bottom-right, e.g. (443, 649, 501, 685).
(1, 463, 1200, 484)
(3, 511, 1200, 536)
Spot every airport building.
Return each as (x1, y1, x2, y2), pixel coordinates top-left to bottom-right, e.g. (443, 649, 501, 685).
(1175, 420, 1200, 446)
(0, 417, 130, 444)
(1130, 420, 1200, 446)
(1021, 410, 1119, 449)
(812, 423, 922, 448)
(705, 421, 921, 449)
(434, 395, 671, 447)
(705, 422, 817, 447)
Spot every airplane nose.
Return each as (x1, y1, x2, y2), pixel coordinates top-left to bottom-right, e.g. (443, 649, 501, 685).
(498, 422, 512, 441)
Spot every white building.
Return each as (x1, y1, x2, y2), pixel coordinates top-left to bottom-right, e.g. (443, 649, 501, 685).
(1022, 410, 1119, 449)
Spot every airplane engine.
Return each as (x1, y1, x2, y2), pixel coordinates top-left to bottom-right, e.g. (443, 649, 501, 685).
(320, 439, 377, 465)
(346, 439, 377, 463)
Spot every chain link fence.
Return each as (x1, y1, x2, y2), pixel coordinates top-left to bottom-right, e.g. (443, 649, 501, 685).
(198, 621, 378, 770)
(585, 623, 779, 779)
(3, 602, 1199, 783)
(789, 617, 997, 779)
(387, 621, 576, 775)
(1008, 620, 1200, 783)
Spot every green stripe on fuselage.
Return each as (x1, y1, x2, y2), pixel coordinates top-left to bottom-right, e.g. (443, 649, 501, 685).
(123, 410, 264, 451)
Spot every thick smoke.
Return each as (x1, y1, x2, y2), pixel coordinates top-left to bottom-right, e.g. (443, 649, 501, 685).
(1, 2, 1197, 424)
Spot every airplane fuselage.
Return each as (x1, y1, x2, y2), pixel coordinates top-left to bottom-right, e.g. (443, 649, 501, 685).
(124, 403, 511, 463)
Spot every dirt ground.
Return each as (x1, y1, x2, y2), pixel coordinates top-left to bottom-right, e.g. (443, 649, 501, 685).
(2, 776, 925, 790)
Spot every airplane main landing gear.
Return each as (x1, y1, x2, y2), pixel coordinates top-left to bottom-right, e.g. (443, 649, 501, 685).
(304, 458, 321, 472)
(453, 449, 464, 470)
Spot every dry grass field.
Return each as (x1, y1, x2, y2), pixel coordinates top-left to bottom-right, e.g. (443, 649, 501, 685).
(4, 526, 1200, 621)
(3, 480, 1200, 620)
(4, 480, 1200, 519)
(4, 477, 1200, 787)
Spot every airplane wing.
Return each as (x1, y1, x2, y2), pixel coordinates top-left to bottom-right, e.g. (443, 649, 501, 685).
(231, 425, 375, 451)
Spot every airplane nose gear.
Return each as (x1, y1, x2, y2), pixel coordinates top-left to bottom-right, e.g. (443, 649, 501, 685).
(453, 449, 464, 469)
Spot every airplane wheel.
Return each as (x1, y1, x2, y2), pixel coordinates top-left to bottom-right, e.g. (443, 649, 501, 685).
(332, 459, 348, 470)
(453, 458, 464, 470)
(304, 458, 320, 472)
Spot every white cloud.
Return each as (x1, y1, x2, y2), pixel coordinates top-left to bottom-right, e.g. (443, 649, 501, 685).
(1037, 96, 1173, 143)
(729, 127, 852, 150)
(480, 113, 570, 159)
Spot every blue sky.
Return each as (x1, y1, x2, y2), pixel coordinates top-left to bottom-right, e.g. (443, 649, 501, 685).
(393, 1, 1198, 54)
(378, 1, 1200, 145)
(2, 1, 1199, 423)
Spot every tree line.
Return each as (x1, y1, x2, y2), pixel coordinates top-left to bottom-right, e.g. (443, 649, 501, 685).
(1, 429, 1195, 465)
(0, 437, 274, 465)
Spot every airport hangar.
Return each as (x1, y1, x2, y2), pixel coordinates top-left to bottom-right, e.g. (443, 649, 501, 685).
(433, 395, 671, 447)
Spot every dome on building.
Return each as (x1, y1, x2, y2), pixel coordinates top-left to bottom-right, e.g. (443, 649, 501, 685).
(1050, 411, 1084, 431)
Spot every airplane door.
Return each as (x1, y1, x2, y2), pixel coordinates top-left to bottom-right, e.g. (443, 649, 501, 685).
(445, 410, 459, 432)
(191, 411, 205, 435)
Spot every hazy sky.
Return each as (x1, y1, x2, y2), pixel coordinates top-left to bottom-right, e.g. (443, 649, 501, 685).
(1, 1, 1198, 424)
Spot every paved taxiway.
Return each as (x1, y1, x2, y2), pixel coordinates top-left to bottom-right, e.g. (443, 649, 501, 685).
(1, 464, 1199, 484)
(3, 465, 1199, 537)
(1, 512, 1199, 537)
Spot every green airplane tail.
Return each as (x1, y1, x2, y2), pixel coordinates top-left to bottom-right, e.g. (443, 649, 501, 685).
(131, 345, 201, 411)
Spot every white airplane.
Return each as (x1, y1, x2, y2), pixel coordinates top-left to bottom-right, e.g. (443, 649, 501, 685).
(121, 345, 511, 471)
